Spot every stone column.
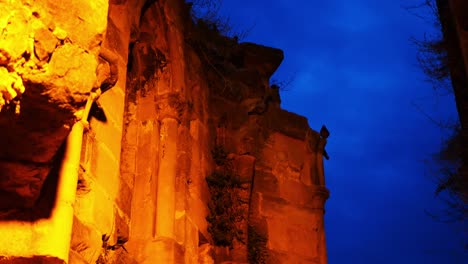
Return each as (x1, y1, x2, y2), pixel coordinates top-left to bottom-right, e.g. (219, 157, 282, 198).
(155, 116, 178, 238)
(146, 97, 182, 263)
(314, 188, 329, 264)
(316, 137, 327, 186)
(316, 135, 329, 263)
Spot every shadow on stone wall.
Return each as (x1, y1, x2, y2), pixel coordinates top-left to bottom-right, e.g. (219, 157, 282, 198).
(0, 141, 64, 221)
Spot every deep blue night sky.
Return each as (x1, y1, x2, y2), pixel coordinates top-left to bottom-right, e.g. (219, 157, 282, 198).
(212, 0, 468, 263)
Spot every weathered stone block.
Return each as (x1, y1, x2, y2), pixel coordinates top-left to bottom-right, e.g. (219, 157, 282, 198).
(98, 86, 126, 127)
(266, 109, 310, 140)
(34, 28, 57, 61)
(74, 184, 95, 224)
(212, 246, 231, 263)
(253, 170, 279, 196)
(105, 17, 126, 59)
(120, 138, 137, 169)
(273, 133, 305, 169)
(184, 216, 200, 264)
(257, 145, 276, 169)
(0, 67, 24, 110)
(0, 4, 31, 61)
(188, 154, 203, 198)
(235, 43, 283, 77)
(300, 153, 314, 186)
(260, 194, 323, 221)
(187, 195, 208, 239)
(189, 119, 204, 141)
(108, 250, 139, 264)
(70, 217, 101, 263)
(278, 177, 316, 207)
(136, 120, 157, 174)
(114, 209, 130, 241)
(0, 256, 65, 264)
(69, 250, 89, 264)
(231, 154, 255, 183)
(90, 118, 123, 160)
(266, 217, 318, 259)
(123, 118, 138, 146)
(42, 43, 98, 107)
(91, 184, 116, 234)
(230, 238, 248, 263)
(129, 172, 156, 239)
(90, 141, 120, 198)
(143, 237, 184, 263)
(174, 212, 200, 264)
(136, 92, 156, 120)
(198, 244, 215, 264)
(0, 94, 72, 163)
(175, 211, 186, 244)
(268, 250, 319, 264)
(249, 192, 262, 219)
(116, 179, 133, 217)
(0, 161, 49, 209)
(44, 0, 108, 50)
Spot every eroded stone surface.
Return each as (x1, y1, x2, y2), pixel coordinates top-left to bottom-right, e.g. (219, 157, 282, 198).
(34, 27, 57, 62)
(0, 1, 329, 264)
(0, 0, 108, 210)
(0, 68, 24, 113)
(0, 256, 65, 264)
(0, 0, 107, 112)
(34, 43, 98, 108)
(0, 162, 49, 209)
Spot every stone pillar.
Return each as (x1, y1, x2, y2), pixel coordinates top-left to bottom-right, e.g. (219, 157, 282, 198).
(314, 133, 329, 264)
(146, 97, 181, 263)
(316, 137, 327, 186)
(155, 117, 178, 238)
(318, 218, 328, 264)
(313, 188, 329, 264)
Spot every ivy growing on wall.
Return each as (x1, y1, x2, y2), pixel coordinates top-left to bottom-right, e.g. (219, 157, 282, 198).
(247, 225, 268, 264)
(206, 145, 244, 247)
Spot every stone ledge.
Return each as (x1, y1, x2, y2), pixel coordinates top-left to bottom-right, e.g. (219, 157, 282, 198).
(268, 250, 319, 264)
(265, 108, 311, 140)
(0, 256, 65, 264)
(259, 193, 328, 219)
(233, 42, 284, 77)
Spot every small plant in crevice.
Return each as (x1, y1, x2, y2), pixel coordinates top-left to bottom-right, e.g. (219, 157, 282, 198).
(247, 225, 268, 264)
(185, 1, 253, 101)
(96, 234, 128, 263)
(211, 144, 228, 166)
(188, 0, 252, 40)
(206, 145, 245, 247)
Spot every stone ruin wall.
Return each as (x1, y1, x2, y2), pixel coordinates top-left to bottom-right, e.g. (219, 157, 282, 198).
(0, 0, 329, 263)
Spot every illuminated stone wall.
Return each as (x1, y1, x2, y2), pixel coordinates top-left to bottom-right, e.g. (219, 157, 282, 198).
(0, 0, 329, 263)
(0, 0, 108, 211)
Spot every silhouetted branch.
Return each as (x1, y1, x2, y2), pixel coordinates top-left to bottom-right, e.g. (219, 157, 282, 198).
(407, 0, 467, 223)
(270, 72, 296, 92)
(410, 100, 456, 130)
(188, 0, 253, 40)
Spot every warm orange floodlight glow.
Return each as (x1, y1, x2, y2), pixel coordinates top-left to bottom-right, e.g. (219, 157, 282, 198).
(0, 93, 98, 263)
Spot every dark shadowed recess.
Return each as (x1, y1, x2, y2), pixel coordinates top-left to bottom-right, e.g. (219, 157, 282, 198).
(0, 256, 65, 264)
